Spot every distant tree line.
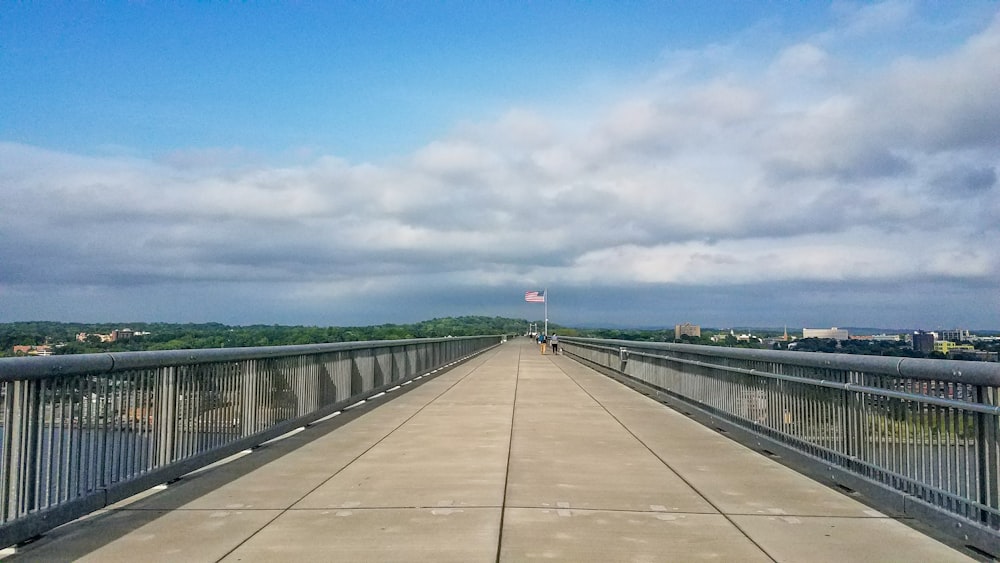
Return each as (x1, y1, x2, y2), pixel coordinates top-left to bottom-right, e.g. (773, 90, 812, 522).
(4, 320, 996, 361)
(0, 317, 534, 357)
(787, 338, 927, 357)
(787, 337, 1000, 360)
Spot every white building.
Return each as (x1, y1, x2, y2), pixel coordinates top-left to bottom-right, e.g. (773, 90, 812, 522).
(870, 334, 901, 342)
(802, 327, 849, 340)
(939, 329, 971, 342)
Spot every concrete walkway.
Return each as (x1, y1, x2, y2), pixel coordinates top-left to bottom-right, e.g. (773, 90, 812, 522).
(8, 340, 973, 562)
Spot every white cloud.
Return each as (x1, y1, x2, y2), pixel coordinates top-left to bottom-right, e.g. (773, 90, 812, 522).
(770, 43, 830, 78)
(570, 229, 997, 286)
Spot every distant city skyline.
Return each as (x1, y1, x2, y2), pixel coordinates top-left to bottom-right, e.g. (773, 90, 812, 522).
(2, 2, 998, 329)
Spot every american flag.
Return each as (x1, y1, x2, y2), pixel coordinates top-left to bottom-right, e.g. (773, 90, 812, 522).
(525, 290, 545, 303)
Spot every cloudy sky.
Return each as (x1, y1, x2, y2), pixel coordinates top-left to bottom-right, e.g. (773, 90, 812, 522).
(2, 2, 999, 330)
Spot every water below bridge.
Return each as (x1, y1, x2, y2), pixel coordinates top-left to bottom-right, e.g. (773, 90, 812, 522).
(6, 339, 974, 561)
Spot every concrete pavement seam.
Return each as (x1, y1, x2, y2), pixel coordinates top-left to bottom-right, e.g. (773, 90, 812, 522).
(494, 342, 521, 563)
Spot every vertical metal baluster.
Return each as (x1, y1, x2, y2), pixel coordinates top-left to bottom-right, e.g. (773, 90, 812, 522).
(0, 382, 8, 523)
(945, 404, 954, 501)
(118, 371, 128, 481)
(922, 380, 930, 496)
(157, 366, 176, 468)
(136, 369, 146, 475)
(192, 365, 199, 457)
(855, 377, 865, 477)
(866, 378, 876, 480)
(890, 392, 900, 489)
(207, 365, 216, 451)
(91, 374, 112, 490)
(975, 385, 998, 527)
(228, 363, 237, 442)
(871, 378, 879, 481)
(176, 367, 186, 460)
(114, 372, 124, 484)
(25, 379, 42, 515)
(257, 360, 267, 434)
(931, 401, 941, 506)
(964, 407, 974, 518)
(889, 376, 897, 484)
(220, 364, 230, 444)
(885, 378, 894, 486)
(40, 379, 54, 508)
(909, 391, 916, 490)
(144, 368, 153, 473)
(79, 375, 90, 495)
(65, 376, 77, 502)
(135, 369, 145, 477)
(196, 365, 203, 455)
(191, 366, 200, 457)
(899, 394, 913, 491)
(122, 371, 133, 480)
(881, 376, 890, 483)
(52, 379, 64, 505)
(133, 369, 142, 475)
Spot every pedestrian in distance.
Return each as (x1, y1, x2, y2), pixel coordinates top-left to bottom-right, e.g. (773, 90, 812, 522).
(538, 332, 546, 354)
(550, 333, 559, 355)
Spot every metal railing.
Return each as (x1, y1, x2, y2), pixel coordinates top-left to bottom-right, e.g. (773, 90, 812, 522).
(562, 337, 1000, 556)
(0, 335, 501, 547)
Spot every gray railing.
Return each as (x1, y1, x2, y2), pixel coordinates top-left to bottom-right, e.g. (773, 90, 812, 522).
(0, 335, 501, 547)
(562, 337, 1000, 556)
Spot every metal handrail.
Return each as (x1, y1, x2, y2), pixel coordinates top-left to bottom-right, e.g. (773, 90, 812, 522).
(0, 338, 473, 381)
(565, 337, 1000, 385)
(622, 347, 1000, 416)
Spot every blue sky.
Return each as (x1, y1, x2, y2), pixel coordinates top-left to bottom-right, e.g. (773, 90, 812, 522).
(2, 2, 999, 330)
(3, 3, 831, 158)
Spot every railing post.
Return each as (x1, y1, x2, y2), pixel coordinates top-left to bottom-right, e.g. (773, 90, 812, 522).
(295, 356, 320, 417)
(241, 360, 260, 436)
(333, 352, 351, 403)
(841, 371, 864, 471)
(156, 367, 178, 466)
(976, 385, 998, 527)
(2, 380, 41, 520)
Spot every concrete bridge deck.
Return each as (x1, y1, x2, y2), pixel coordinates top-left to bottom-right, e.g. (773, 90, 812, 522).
(8, 340, 972, 562)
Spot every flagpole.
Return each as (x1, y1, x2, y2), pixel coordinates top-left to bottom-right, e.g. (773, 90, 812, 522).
(544, 287, 548, 336)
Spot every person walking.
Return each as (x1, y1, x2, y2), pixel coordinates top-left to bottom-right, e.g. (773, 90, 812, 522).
(550, 333, 559, 355)
(537, 332, 547, 354)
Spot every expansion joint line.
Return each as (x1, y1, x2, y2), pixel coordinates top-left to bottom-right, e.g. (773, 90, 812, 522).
(553, 361, 780, 563)
(495, 343, 521, 563)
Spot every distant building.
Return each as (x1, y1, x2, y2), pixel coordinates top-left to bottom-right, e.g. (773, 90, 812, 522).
(939, 329, 971, 342)
(870, 334, 901, 342)
(12, 345, 52, 356)
(934, 341, 974, 355)
(675, 323, 701, 340)
(111, 328, 134, 342)
(802, 327, 849, 340)
(709, 329, 760, 344)
(912, 331, 936, 353)
(934, 342, 997, 361)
